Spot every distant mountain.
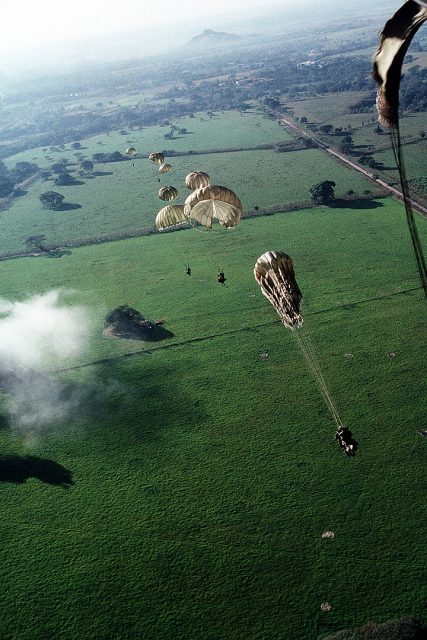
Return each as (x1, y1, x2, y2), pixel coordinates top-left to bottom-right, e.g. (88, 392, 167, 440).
(187, 29, 241, 47)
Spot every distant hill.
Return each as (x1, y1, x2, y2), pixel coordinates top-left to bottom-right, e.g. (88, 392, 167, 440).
(187, 29, 241, 47)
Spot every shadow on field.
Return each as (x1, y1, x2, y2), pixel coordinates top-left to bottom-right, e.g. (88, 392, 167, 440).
(57, 203, 82, 211)
(92, 171, 113, 177)
(0, 455, 73, 487)
(46, 249, 72, 259)
(91, 360, 209, 445)
(331, 198, 384, 210)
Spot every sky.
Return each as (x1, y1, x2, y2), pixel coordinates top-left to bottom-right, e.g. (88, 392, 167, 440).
(0, 0, 398, 75)
(1, 0, 293, 56)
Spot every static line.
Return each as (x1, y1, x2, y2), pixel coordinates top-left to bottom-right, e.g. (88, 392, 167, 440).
(390, 126, 427, 299)
(293, 328, 343, 428)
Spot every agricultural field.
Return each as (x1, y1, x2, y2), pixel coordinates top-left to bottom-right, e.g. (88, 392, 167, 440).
(4, 110, 294, 171)
(285, 94, 427, 147)
(0, 142, 379, 256)
(285, 94, 427, 198)
(373, 140, 427, 186)
(0, 199, 426, 640)
(285, 92, 373, 125)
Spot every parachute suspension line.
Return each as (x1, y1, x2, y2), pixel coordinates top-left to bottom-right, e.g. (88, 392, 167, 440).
(293, 328, 343, 428)
(390, 125, 427, 299)
(187, 218, 208, 233)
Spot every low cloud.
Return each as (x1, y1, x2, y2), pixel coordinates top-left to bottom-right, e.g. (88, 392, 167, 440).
(0, 290, 94, 433)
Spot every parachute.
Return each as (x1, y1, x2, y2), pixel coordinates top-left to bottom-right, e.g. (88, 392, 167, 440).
(159, 163, 173, 174)
(372, 0, 427, 298)
(125, 147, 137, 156)
(254, 250, 345, 431)
(155, 204, 188, 231)
(185, 171, 211, 190)
(373, 0, 427, 129)
(149, 152, 165, 165)
(184, 185, 243, 229)
(159, 186, 179, 202)
(254, 251, 302, 329)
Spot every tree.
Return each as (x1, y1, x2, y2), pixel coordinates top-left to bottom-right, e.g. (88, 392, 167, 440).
(309, 180, 336, 204)
(319, 124, 333, 135)
(25, 235, 48, 253)
(0, 176, 14, 197)
(80, 160, 94, 172)
(51, 161, 68, 173)
(13, 161, 39, 181)
(54, 172, 77, 186)
(39, 191, 65, 209)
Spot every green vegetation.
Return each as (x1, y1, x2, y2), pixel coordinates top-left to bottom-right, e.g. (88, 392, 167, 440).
(0, 139, 379, 256)
(3, 111, 293, 170)
(0, 199, 426, 639)
(1, 10, 426, 636)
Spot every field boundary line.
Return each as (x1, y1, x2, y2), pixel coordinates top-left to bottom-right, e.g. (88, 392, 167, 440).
(54, 285, 421, 373)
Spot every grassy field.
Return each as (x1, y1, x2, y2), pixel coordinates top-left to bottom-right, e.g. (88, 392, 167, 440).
(0, 145, 379, 256)
(0, 199, 426, 640)
(285, 92, 373, 125)
(4, 110, 294, 171)
(285, 95, 427, 149)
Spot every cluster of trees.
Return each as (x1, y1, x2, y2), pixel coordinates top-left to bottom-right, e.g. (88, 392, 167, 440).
(92, 151, 127, 163)
(309, 180, 336, 204)
(0, 160, 39, 197)
(39, 191, 65, 209)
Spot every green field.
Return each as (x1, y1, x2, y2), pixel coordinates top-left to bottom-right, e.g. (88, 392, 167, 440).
(286, 94, 427, 151)
(0, 143, 379, 256)
(0, 199, 426, 640)
(4, 110, 294, 171)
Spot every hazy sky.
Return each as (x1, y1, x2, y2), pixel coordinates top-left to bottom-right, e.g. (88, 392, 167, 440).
(1, 0, 295, 55)
(1, 0, 398, 74)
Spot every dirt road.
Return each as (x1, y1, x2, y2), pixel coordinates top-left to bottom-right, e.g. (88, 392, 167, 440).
(280, 116, 427, 217)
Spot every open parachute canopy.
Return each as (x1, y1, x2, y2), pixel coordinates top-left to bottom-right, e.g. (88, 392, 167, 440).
(159, 163, 173, 173)
(156, 204, 188, 231)
(184, 185, 242, 229)
(373, 0, 427, 128)
(254, 251, 303, 329)
(185, 171, 211, 190)
(125, 147, 137, 156)
(159, 186, 179, 201)
(149, 152, 165, 165)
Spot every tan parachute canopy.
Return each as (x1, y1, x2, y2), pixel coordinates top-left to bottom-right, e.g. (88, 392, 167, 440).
(159, 186, 179, 201)
(125, 147, 137, 156)
(254, 251, 303, 329)
(372, 0, 427, 299)
(185, 171, 211, 190)
(149, 152, 165, 165)
(155, 204, 188, 231)
(184, 185, 242, 229)
(159, 163, 173, 173)
(373, 0, 427, 128)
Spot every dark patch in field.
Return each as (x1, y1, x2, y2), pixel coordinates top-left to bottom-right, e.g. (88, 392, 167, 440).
(142, 485, 158, 495)
(46, 249, 72, 258)
(330, 198, 384, 210)
(92, 171, 114, 176)
(103, 305, 174, 342)
(0, 455, 73, 487)
(89, 360, 210, 445)
(57, 203, 82, 211)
